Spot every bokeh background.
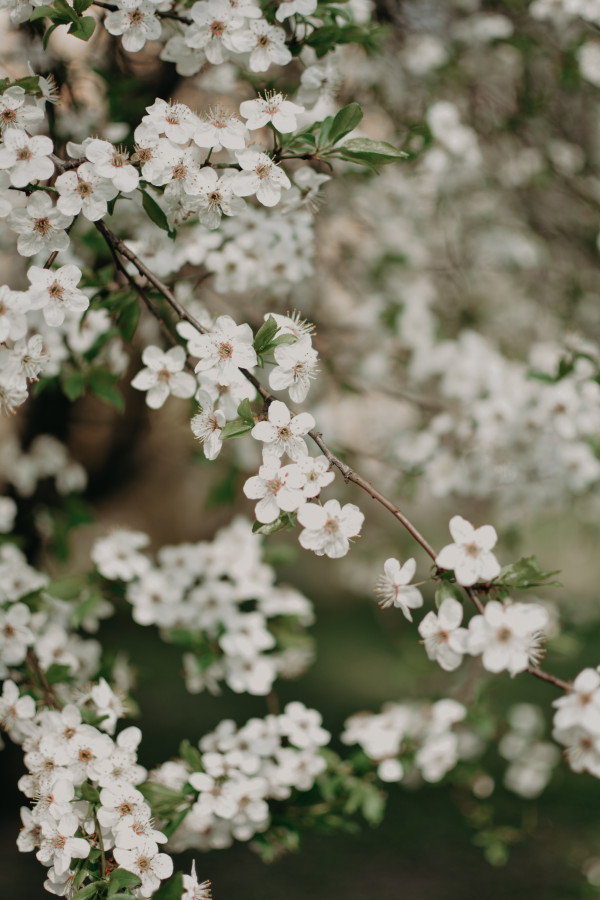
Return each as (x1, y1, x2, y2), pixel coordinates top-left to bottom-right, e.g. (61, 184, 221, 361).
(4, 0, 600, 897)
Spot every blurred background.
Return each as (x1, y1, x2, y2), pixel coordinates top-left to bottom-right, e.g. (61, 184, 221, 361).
(4, 0, 600, 896)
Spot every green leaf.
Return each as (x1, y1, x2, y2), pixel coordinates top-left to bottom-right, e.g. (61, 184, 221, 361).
(53, 0, 79, 21)
(13, 75, 42, 93)
(30, 5, 62, 20)
(138, 782, 187, 818)
(151, 872, 183, 900)
(237, 398, 254, 426)
(73, 0, 93, 12)
(162, 806, 190, 840)
(46, 575, 87, 600)
(61, 370, 85, 401)
(434, 582, 464, 608)
(338, 138, 408, 168)
(327, 102, 363, 146)
(496, 555, 561, 590)
(68, 15, 95, 40)
(42, 23, 60, 49)
(141, 190, 174, 238)
(179, 739, 203, 772)
(45, 663, 74, 685)
(79, 782, 100, 803)
(70, 589, 105, 629)
(252, 512, 296, 535)
(108, 868, 141, 895)
(253, 315, 279, 353)
(72, 885, 100, 900)
(317, 116, 334, 148)
(87, 369, 124, 413)
(220, 419, 253, 440)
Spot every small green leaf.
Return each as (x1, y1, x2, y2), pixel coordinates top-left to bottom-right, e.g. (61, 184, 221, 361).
(45, 663, 74, 685)
(72, 885, 100, 900)
(151, 873, 183, 900)
(30, 5, 62, 20)
(327, 102, 363, 146)
(73, 0, 93, 12)
(179, 739, 203, 772)
(13, 75, 42, 92)
(42, 23, 60, 49)
(53, 0, 79, 21)
(338, 138, 408, 167)
(237, 398, 254, 426)
(108, 868, 141, 895)
(79, 782, 100, 803)
(253, 315, 279, 353)
(68, 15, 95, 40)
(220, 419, 253, 440)
(318, 115, 334, 149)
(434, 582, 464, 608)
(46, 575, 87, 600)
(141, 190, 174, 237)
(87, 369, 124, 412)
(252, 512, 297, 535)
(496, 555, 561, 590)
(61, 370, 85, 401)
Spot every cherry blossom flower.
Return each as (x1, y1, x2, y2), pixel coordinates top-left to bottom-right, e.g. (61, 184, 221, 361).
(553, 667, 600, 734)
(0, 129, 54, 187)
(466, 600, 549, 676)
(297, 499, 364, 558)
(104, 1, 162, 53)
(374, 557, 423, 621)
(193, 107, 248, 150)
(0, 86, 44, 132)
(194, 169, 246, 229)
(239, 93, 305, 132)
(193, 315, 257, 384)
(190, 390, 227, 460)
(418, 597, 468, 670)
(187, 0, 254, 64)
(250, 400, 314, 460)
(269, 334, 319, 403)
(243, 457, 305, 523)
(85, 139, 140, 193)
(247, 20, 292, 71)
(25, 265, 89, 328)
(91, 529, 151, 581)
(435, 514, 501, 586)
(275, 0, 317, 20)
(55, 163, 118, 221)
(131, 345, 197, 409)
(233, 150, 291, 207)
(113, 839, 174, 897)
(182, 861, 212, 900)
(295, 454, 334, 498)
(278, 701, 330, 748)
(37, 813, 91, 875)
(142, 99, 199, 143)
(8, 193, 72, 257)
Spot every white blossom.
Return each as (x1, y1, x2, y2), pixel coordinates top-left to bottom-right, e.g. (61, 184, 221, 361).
(374, 557, 423, 621)
(297, 499, 364, 558)
(435, 515, 501, 587)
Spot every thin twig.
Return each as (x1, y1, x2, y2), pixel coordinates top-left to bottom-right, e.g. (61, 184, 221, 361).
(94, 220, 573, 695)
(26, 650, 63, 709)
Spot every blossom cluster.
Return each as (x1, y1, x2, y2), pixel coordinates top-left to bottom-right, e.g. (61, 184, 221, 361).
(148, 702, 330, 852)
(2, 681, 173, 899)
(341, 698, 471, 785)
(552, 667, 600, 778)
(91, 517, 315, 696)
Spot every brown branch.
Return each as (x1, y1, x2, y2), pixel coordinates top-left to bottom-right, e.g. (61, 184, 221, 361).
(26, 650, 63, 709)
(94, 219, 572, 696)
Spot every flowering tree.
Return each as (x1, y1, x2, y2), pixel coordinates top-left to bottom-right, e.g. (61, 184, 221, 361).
(4, 0, 600, 897)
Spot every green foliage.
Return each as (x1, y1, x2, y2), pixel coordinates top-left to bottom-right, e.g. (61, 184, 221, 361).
(435, 581, 464, 608)
(302, 22, 386, 58)
(220, 418, 254, 439)
(138, 782, 189, 818)
(30, 0, 95, 45)
(60, 364, 124, 412)
(141, 190, 176, 239)
(253, 315, 280, 353)
(319, 102, 363, 148)
(108, 869, 141, 895)
(179, 738, 204, 771)
(151, 872, 183, 900)
(252, 511, 297, 535)
(495, 555, 561, 590)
